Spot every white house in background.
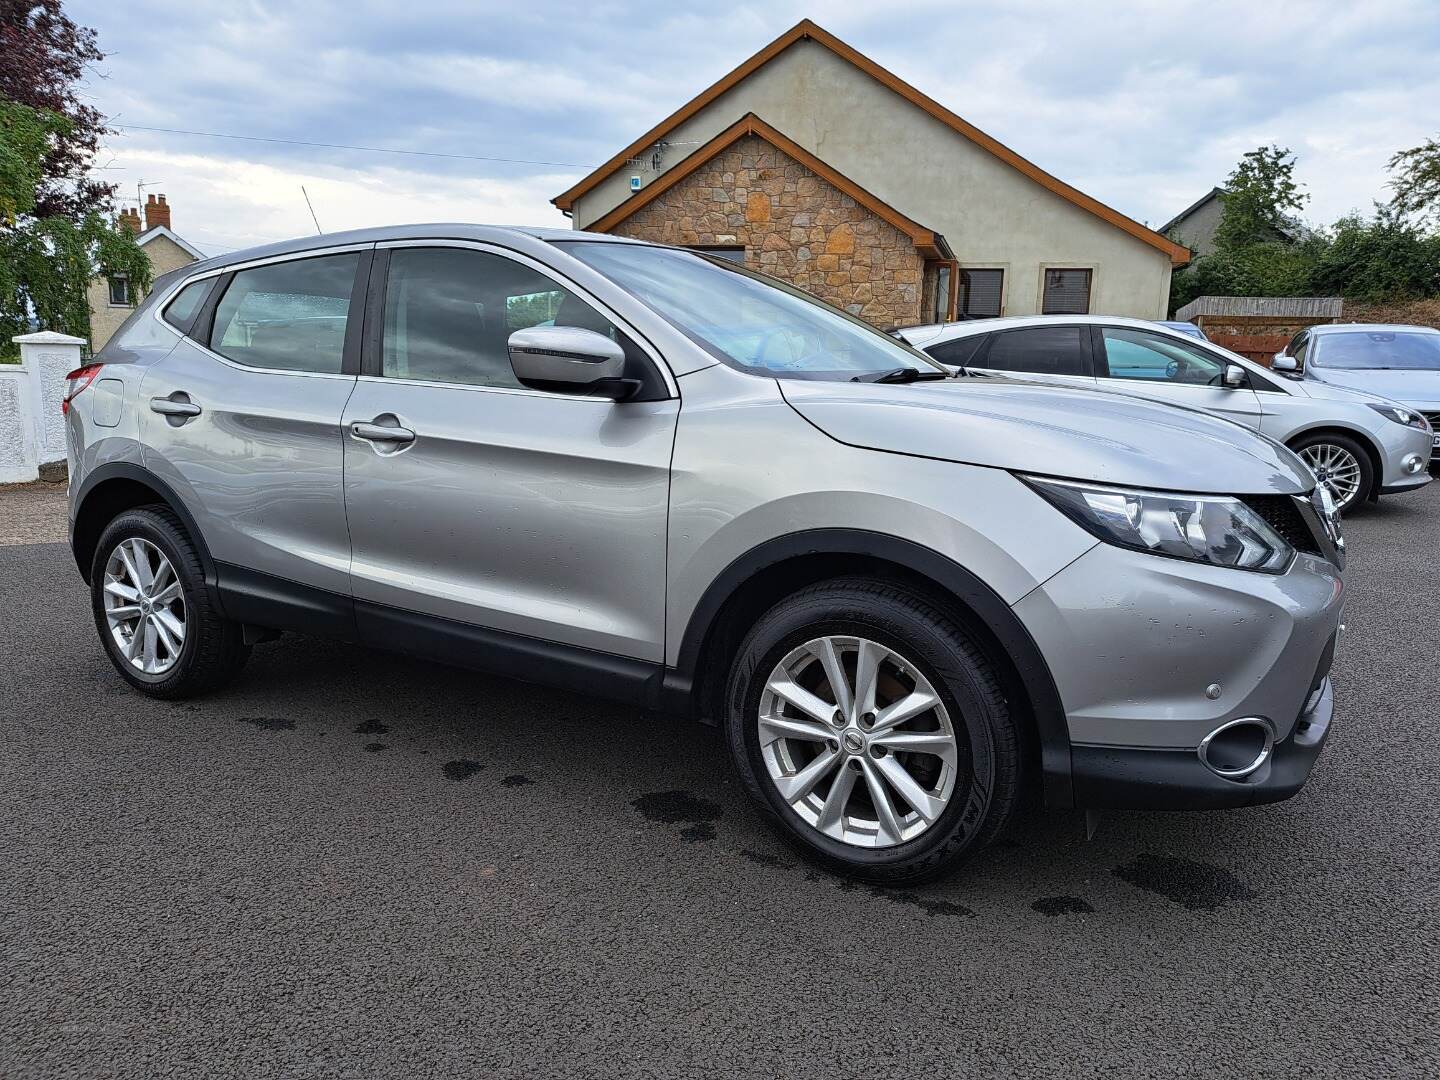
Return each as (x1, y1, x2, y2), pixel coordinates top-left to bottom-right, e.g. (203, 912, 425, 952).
(556, 20, 1190, 326)
(87, 194, 204, 352)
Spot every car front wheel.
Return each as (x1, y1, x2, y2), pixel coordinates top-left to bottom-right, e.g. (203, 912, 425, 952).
(724, 578, 1021, 884)
(1291, 432, 1372, 514)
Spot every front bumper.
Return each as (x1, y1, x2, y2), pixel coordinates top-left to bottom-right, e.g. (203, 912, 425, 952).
(1070, 676, 1333, 809)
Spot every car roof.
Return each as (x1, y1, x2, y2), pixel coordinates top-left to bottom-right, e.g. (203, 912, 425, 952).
(183, 223, 648, 275)
(1308, 323, 1440, 335)
(897, 314, 1199, 341)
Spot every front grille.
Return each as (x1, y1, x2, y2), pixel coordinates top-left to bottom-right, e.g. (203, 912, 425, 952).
(1424, 414, 1440, 456)
(1242, 494, 1321, 555)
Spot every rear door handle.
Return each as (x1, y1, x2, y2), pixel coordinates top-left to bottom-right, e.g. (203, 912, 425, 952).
(150, 397, 202, 417)
(351, 421, 416, 443)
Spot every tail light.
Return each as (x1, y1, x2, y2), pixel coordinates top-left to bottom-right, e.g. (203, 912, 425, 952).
(62, 363, 104, 415)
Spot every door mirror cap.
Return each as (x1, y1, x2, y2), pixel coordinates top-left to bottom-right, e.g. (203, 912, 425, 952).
(1272, 354, 1299, 372)
(1223, 363, 1247, 388)
(508, 326, 628, 398)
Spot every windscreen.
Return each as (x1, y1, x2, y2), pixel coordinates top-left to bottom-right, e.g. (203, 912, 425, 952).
(561, 242, 945, 381)
(1313, 331, 1440, 370)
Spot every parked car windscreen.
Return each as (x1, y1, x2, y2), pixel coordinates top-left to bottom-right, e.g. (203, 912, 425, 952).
(1312, 330, 1440, 370)
(560, 241, 946, 380)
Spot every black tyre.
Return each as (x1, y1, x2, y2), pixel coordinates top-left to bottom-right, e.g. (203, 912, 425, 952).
(90, 506, 249, 698)
(1289, 432, 1373, 515)
(723, 578, 1020, 884)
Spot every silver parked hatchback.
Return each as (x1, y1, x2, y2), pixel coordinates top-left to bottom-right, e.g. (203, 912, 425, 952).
(66, 226, 1344, 882)
(896, 315, 1433, 514)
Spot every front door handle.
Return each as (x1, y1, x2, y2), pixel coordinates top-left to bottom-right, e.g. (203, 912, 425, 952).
(150, 396, 202, 417)
(351, 421, 416, 443)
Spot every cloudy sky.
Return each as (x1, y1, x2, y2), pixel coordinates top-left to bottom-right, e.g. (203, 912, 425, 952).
(71, 0, 1440, 258)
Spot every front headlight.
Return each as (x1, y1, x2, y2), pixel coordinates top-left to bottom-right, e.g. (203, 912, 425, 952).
(1366, 402, 1429, 430)
(1023, 476, 1294, 573)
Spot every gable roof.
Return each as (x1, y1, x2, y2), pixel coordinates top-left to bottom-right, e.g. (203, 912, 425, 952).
(138, 224, 204, 261)
(1160, 187, 1224, 236)
(591, 112, 954, 260)
(555, 20, 1190, 266)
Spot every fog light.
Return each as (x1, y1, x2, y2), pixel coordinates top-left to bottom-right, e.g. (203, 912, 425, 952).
(1403, 453, 1425, 474)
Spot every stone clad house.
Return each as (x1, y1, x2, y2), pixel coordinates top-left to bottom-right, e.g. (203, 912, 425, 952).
(87, 194, 203, 351)
(555, 20, 1189, 328)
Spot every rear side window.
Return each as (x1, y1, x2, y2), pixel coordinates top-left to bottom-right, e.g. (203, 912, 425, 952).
(925, 335, 987, 367)
(980, 326, 1090, 376)
(209, 253, 359, 373)
(163, 279, 212, 332)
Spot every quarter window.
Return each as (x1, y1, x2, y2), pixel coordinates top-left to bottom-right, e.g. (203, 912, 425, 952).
(980, 326, 1090, 377)
(381, 247, 632, 389)
(209, 254, 358, 373)
(957, 269, 1003, 318)
(162, 278, 211, 332)
(1100, 326, 1226, 385)
(1041, 268, 1092, 315)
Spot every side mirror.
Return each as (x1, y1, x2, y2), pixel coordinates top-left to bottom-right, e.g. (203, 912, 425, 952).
(1271, 354, 1299, 372)
(1223, 363, 1247, 388)
(508, 326, 629, 398)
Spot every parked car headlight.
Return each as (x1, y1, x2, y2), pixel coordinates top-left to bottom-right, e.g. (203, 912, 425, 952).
(1023, 476, 1294, 573)
(1366, 403, 1430, 430)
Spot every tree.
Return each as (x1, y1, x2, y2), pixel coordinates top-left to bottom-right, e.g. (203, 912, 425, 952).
(1310, 205, 1440, 302)
(0, 0, 113, 218)
(1389, 135, 1440, 224)
(1212, 145, 1308, 253)
(0, 100, 149, 353)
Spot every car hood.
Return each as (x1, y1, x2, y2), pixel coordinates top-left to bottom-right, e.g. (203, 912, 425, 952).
(1311, 367, 1440, 406)
(780, 377, 1313, 495)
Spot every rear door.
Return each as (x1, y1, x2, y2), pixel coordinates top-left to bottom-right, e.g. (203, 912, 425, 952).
(139, 247, 370, 618)
(1092, 324, 1262, 428)
(341, 241, 679, 661)
(969, 324, 1098, 389)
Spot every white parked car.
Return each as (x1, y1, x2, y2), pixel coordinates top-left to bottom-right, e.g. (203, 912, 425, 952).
(896, 315, 1433, 513)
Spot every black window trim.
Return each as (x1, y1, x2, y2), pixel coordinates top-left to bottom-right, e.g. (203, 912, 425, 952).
(972, 323, 1098, 378)
(361, 238, 674, 402)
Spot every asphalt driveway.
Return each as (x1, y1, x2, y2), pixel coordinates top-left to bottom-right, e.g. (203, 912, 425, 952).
(2, 480, 1437, 1078)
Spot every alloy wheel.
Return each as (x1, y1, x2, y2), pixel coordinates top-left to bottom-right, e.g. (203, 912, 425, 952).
(103, 538, 186, 675)
(757, 635, 962, 849)
(1299, 443, 1363, 510)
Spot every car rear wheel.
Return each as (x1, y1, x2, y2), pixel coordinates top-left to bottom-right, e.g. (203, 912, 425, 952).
(90, 506, 250, 698)
(723, 578, 1020, 883)
(1291, 433, 1372, 514)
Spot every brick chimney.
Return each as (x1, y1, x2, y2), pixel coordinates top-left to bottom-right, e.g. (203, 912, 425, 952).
(118, 207, 141, 235)
(143, 193, 171, 232)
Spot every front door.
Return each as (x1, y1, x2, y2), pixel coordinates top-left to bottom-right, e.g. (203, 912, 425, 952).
(341, 242, 679, 661)
(139, 248, 369, 601)
(1092, 324, 1263, 428)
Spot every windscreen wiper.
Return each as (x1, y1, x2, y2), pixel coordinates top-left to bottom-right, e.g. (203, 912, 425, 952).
(852, 367, 952, 384)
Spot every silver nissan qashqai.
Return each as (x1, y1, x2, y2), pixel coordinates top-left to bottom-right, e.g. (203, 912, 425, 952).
(65, 226, 1345, 883)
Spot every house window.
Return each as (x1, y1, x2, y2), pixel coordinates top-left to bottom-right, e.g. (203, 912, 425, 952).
(957, 269, 1003, 318)
(108, 276, 132, 307)
(1041, 268, 1092, 314)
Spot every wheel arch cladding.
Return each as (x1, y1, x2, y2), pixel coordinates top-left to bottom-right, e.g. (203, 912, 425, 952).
(675, 529, 1074, 807)
(72, 463, 216, 588)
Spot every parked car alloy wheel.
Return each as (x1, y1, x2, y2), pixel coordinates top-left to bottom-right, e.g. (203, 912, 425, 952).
(1292, 432, 1372, 513)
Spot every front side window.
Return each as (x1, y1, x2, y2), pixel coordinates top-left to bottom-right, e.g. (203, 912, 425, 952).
(560, 242, 944, 381)
(957, 269, 1003, 318)
(1100, 326, 1227, 385)
(980, 326, 1090, 377)
(1311, 331, 1440, 371)
(209, 253, 358, 373)
(1041, 268, 1092, 315)
(108, 276, 131, 306)
(381, 247, 633, 388)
